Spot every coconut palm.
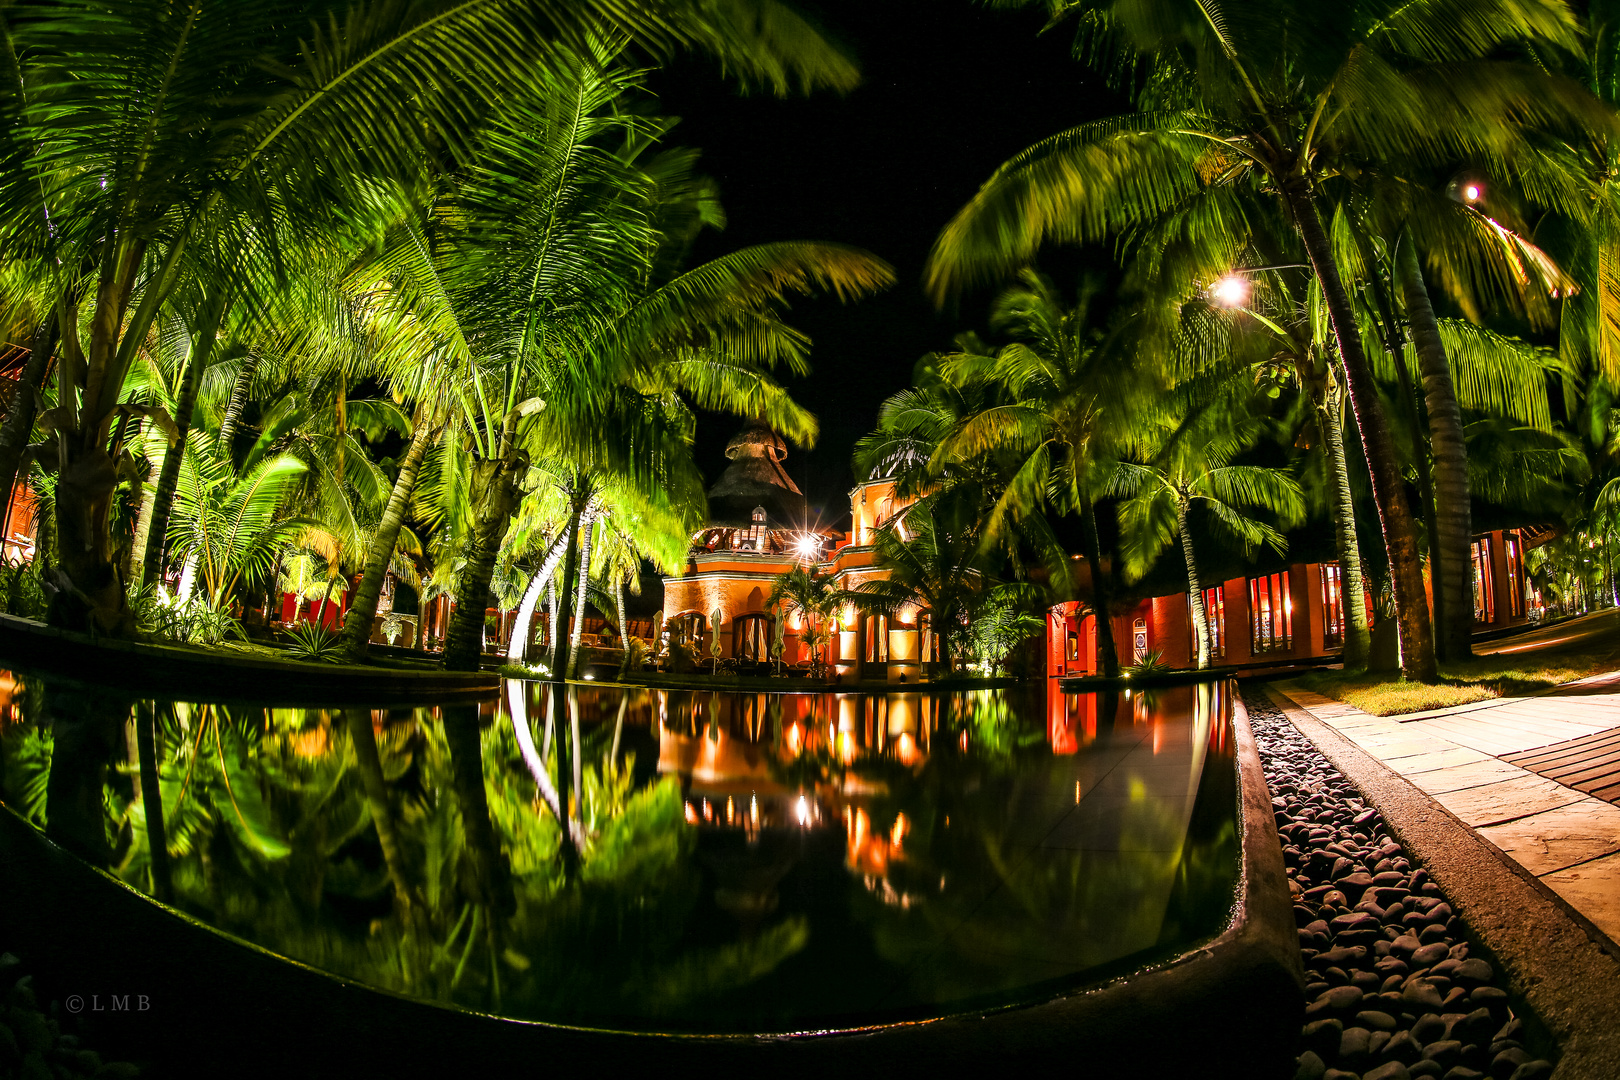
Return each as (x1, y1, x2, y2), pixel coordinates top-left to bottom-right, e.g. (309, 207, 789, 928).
(166, 432, 307, 610)
(853, 504, 990, 672)
(925, 272, 1160, 676)
(926, 0, 1611, 681)
(1108, 387, 1306, 670)
(767, 564, 854, 673)
(0, 0, 864, 635)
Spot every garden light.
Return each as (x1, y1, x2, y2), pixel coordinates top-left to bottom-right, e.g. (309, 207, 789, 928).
(1211, 273, 1251, 309)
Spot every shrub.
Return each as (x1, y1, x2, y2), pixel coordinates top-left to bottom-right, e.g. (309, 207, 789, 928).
(1125, 649, 1171, 677)
(0, 557, 47, 620)
(285, 621, 342, 663)
(130, 584, 245, 646)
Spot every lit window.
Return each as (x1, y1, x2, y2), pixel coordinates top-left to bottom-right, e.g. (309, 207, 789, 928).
(1195, 586, 1225, 660)
(1250, 573, 1293, 653)
(1320, 563, 1344, 648)
(1471, 538, 1495, 624)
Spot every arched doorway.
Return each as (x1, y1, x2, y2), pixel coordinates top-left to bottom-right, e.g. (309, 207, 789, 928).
(732, 613, 771, 662)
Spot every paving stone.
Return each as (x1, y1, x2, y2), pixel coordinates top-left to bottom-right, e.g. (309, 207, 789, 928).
(1476, 799, 1620, 876)
(1540, 849, 1620, 944)
(1433, 776, 1585, 829)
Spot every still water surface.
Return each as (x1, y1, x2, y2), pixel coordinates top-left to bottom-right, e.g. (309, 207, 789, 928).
(0, 674, 1239, 1032)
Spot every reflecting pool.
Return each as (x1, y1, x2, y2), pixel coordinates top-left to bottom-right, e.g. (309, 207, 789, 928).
(0, 674, 1239, 1033)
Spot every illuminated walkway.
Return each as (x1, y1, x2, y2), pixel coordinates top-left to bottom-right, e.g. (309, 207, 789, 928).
(1268, 675, 1620, 948)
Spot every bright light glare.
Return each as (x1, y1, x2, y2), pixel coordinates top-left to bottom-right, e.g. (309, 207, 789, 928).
(1464, 184, 1481, 202)
(795, 534, 820, 559)
(796, 795, 812, 826)
(1211, 274, 1251, 309)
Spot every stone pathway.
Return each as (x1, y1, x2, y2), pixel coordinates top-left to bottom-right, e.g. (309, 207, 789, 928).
(1268, 679, 1620, 949)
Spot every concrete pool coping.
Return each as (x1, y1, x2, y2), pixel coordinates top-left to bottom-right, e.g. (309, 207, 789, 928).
(0, 613, 499, 705)
(0, 691, 1302, 1077)
(1261, 683, 1620, 1078)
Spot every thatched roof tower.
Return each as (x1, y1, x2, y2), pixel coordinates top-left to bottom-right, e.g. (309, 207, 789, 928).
(705, 419, 805, 528)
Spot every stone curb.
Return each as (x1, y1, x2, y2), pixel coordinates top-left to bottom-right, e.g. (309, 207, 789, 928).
(1261, 684, 1620, 1080)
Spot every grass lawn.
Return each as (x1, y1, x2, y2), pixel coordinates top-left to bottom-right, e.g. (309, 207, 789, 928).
(1294, 650, 1617, 716)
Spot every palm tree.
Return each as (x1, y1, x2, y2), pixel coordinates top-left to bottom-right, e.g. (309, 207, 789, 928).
(767, 564, 850, 673)
(425, 47, 890, 673)
(854, 504, 990, 672)
(1108, 388, 1306, 669)
(166, 432, 307, 610)
(926, 272, 1160, 676)
(925, 0, 1609, 681)
(0, 0, 864, 635)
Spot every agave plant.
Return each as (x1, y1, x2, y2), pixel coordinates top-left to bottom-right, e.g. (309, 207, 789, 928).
(285, 621, 343, 664)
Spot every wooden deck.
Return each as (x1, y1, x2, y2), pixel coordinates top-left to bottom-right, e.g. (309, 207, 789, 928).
(1505, 727, 1620, 806)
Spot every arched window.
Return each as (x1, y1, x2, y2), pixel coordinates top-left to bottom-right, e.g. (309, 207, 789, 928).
(672, 611, 707, 650)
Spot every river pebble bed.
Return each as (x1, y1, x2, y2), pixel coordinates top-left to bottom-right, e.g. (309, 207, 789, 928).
(1241, 688, 1557, 1080)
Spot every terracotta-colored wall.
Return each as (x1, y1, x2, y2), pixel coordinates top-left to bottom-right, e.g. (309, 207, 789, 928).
(1150, 593, 1191, 668)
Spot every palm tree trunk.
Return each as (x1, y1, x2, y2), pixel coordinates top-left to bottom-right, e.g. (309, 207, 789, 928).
(442, 454, 524, 672)
(548, 688, 581, 876)
(0, 317, 58, 536)
(338, 415, 437, 662)
(505, 532, 568, 664)
(1397, 236, 1473, 661)
(614, 574, 627, 645)
(1353, 226, 1443, 661)
(175, 552, 199, 601)
(216, 352, 259, 458)
(547, 501, 585, 682)
(344, 709, 416, 917)
(135, 701, 172, 904)
(1282, 181, 1437, 682)
(1177, 501, 1211, 669)
(126, 428, 164, 586)
(313, 570, 339, 627)
(442, 704, 514, 918)
(610, 691, 628, 763)
(141, 293, 228, 591)
(1317, 385, 1372, 667)
(566, 515, 596, 678)
(1080, 496, 1121, 677)
(545, 576, 557, 658)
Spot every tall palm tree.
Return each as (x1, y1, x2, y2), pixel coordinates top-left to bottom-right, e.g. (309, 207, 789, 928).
(926, 272, 1159, 676)
(0, 0, 864, 635)
(422, 46, 891, 672)
(854, 504, 990, 672)
(926, 0, 1609, 681)
(1109, 387, 1306, 669)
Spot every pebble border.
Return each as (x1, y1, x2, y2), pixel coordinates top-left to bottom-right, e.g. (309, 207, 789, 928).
(1241, 688, 1555, 1080)
(0, 950, 140, 1079)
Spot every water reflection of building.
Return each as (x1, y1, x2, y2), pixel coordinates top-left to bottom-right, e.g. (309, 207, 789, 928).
(653, 690, 937, 834)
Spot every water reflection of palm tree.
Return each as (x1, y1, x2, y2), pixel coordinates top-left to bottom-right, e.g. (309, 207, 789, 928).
(341, 708, 420, 922)
(41, 683, 126, 865)
(134, 700, 172, 902)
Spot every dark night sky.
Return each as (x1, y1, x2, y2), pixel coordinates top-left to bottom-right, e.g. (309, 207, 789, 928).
(651, 2, 1125, 523)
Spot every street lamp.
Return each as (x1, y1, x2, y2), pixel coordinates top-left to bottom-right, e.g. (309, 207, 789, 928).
(1210, 273, 1251, 309)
